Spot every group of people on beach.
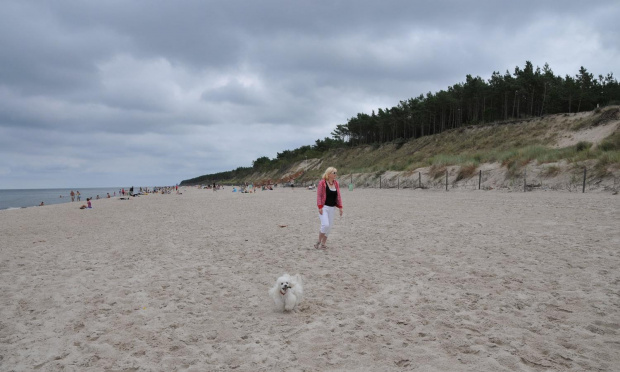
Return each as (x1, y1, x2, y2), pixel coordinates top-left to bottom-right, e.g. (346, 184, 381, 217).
(69, 190, 81, 201)
(44, 168, 345, 250)
(37, 186, 180, 208)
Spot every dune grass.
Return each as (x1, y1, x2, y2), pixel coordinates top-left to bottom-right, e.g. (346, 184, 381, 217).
(306, 109, 620, 183)
(338, 132, 618, 181)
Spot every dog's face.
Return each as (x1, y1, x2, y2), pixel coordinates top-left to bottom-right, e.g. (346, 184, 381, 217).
(277, 276, 292, 294)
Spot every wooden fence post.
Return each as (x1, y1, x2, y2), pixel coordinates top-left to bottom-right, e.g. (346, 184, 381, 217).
(445, 171, 448, 191)
(379, 176, 381, 189)
(479, 170, 482, 190)
(418, 172, 421, 188)
(524, 170, 526, 192)
(583, 168, 587, 193)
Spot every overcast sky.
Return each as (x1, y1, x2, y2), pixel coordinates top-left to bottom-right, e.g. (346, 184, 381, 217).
(1, 0, 618, 189)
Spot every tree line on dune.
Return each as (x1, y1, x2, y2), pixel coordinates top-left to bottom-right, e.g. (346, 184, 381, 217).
(335, 61, 618, 146)
(180, 61, 619, 185)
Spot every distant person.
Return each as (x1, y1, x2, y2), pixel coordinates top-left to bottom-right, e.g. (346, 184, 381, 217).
(70, 190, 75, 202)
(314, 167, 343, 250)
(80, 198, 92, 209)
(107, 193, 111, 198)
(76, 190, 81, 201)
(39, 202, 44, 206)
(96, 195, 100, 200)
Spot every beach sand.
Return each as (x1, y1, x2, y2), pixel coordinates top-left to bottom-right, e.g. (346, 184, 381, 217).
(1, 187, 619, 371)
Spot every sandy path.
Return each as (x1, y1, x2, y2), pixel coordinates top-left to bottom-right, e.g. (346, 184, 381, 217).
(1, 187, 619, 371)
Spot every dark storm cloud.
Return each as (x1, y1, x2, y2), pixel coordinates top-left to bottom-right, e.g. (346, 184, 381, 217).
(0, 0, 618, 188)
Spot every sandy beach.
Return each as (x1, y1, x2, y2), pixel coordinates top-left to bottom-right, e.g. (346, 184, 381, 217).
(1, 187, 619, 371)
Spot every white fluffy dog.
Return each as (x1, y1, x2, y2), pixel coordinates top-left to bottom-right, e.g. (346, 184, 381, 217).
(269, 273, 303, 311)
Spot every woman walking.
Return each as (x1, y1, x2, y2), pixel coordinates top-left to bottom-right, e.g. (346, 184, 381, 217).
(314, 167, 343, 250)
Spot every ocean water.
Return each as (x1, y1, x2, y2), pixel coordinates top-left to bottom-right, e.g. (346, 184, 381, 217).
(0, 188, 127, 210)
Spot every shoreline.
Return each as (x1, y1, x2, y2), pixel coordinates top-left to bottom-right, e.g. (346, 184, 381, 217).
(0, 187, 152, 210)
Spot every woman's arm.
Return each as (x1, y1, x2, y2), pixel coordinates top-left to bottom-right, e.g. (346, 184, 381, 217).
(335, 181, 343, 209)
(317, 179, 325, 209)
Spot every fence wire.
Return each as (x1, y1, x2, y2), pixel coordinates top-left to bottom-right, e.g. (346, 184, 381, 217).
(295, 168, 619, 193)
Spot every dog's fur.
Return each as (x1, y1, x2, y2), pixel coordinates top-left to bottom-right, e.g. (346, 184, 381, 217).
(268, 273, 303, 311)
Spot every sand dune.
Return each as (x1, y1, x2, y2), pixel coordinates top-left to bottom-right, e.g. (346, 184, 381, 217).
(1, 187, 619, 371)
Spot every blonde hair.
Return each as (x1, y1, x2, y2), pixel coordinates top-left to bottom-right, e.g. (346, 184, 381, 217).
(322, 167, 337, 180)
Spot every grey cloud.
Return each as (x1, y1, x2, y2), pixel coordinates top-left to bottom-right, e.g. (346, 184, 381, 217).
(201, 79, 265, 106)
(0, 0, 618, 188)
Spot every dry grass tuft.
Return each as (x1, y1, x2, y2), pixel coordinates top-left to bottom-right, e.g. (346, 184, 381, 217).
(456, 164, 478, 181)
(428, 165, 447, 179)
(541, 165, 561, 177)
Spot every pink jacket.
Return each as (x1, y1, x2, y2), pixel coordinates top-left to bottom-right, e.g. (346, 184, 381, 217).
(317, 179, 343, 209)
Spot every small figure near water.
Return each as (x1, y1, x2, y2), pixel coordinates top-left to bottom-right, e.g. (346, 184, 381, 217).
(80, 198, 92, 209)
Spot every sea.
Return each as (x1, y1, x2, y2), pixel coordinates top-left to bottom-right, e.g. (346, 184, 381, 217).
(0, 188, 128, 210)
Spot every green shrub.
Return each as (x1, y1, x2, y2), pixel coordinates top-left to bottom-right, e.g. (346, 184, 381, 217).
(599, 132, 620, 152)
(394, 137, 407, 149)
(597, 151, 620, 164)
(575, 141, 592, 152)
(498, 149, 519, 166)
(520, 146, 548, 161)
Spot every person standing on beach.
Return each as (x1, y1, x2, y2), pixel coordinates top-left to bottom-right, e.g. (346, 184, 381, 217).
(70, 190, 75, 202)
(314, 167, 343, 250)
(76, 190, 81, 201)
